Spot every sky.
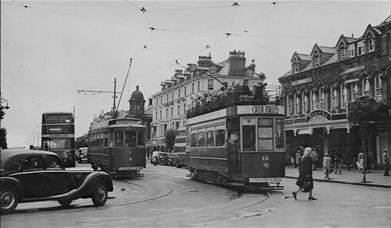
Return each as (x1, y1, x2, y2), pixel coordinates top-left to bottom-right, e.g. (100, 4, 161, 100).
(1, 0, 389, 147)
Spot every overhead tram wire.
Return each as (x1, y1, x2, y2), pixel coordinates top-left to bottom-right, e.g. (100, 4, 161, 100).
(7, 2, 146, 29)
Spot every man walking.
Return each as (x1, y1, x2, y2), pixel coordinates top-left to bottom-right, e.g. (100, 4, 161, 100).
(383, 149, 389, 176)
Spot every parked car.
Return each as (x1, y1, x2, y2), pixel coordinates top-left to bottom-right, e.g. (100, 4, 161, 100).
(0, 148, 113, 213)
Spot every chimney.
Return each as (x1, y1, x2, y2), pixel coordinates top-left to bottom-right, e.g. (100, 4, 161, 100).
(197, 55, 213, 68)
(228, 50, 246, 76)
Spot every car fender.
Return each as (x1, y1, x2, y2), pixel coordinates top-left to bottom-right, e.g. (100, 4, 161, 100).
(84, 171, 113, 194)
(0, 176, 24, 199)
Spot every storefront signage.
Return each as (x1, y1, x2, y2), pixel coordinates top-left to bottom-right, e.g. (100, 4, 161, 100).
(237, 105, 284, 115)
(306, 110, 331, 122)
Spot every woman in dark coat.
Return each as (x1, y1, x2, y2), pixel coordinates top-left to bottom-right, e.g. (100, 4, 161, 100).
(292, 147, 317, 200)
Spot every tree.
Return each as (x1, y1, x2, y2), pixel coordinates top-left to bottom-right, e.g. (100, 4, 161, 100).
(348, 96, 388, 182)
(164, 129, 177, 152)
(0, 128, 8, 149)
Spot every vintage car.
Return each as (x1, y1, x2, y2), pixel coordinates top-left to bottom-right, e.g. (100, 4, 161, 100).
(0, 148, 113, 213)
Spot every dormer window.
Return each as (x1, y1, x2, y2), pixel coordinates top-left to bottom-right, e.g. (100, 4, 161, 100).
(313, 52, 320, 67)
(294, 63, 300, 73)
(339, 43, 346, 60)
(368, 38, 375, 52)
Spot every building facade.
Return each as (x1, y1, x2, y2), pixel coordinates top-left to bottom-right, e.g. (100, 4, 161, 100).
(279, 16, 391, 167)
(150, 51, 266, 151)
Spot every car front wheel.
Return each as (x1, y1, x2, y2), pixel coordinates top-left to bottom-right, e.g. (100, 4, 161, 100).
(1, 186, 19, 213)
(92, 181, 107, 206)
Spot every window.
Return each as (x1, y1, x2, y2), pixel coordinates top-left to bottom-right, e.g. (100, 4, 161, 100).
(160, 110, 162, 120)
(177, 105, 180, 115)
(258, 118, 273, 151)
(178, 89, 181, 99)
(183, 103, 186, 114)
(341, 86, 346, 108)
(115, 131, 124, 147)
(191, 133, 197, 147)
(215, 129, 225, 146)
(242, 118, 256, 151)
(137, 131, 144, 145)
(303, 95, 308, 113)
(347, 47, 355, 57)
(320, 90, 325, 109)
(358, 41, 365, 55)
(171, 107, 173, 117)
(363, 78, 370, 96)
(208, 79, 214, 90)
(197, 132, 205, 147)
(165, 108, 168, 119)
(287, 96, 293, 115)
(175, 122, 179, 130)
(192, 83, 194, 93)
(46, 156, 62, 169)
(20, 156, 45, 170)
(332, 87, 338, 109)
(206, 131, 215, 147)
(197, 81, 201, 91)
(295, 96, 300, 114)
(275, 118, 284, 150)
(313, 52, 320, 67)
(353, 83, 359, 99)
(125, 131, 136, 147)
(184, 86, 187, 96)
(375, 75, 382, 101)
(341, 49, 346, 59)
(368, 37, 375, 52)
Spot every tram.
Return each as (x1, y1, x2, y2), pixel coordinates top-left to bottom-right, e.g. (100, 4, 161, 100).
(88, 115, 146, 178)
(186, 103, 285, 190)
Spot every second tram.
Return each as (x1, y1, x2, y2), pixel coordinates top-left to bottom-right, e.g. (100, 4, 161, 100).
(186, 104, 285, 190)
(88, 116, 146, 178)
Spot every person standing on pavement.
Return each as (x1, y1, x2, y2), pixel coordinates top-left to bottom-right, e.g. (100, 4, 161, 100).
(334, 150, 342, 174)
(383, 149, 389, 176)
(295, 149, 302, 168)
(292, 147, 317, 200)
(357, 151, 364, 172)
(323, 152, 331, 179)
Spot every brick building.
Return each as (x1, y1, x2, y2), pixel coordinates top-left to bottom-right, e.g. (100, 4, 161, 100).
(279, 16, 391, 167)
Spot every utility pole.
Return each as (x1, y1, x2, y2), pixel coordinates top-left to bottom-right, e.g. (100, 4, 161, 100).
(77, 78, 120, 113)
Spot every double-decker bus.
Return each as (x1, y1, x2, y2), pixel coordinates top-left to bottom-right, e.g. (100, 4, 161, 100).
(88, 115, 146, 178)
(186, 104, 285, 191)
(41, 112, 76, 167)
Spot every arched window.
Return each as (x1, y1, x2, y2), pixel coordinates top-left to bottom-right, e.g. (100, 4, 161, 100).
(332, 86, 339, 109)
(363, 78, 370, 96)
(375, 75, 382, 101)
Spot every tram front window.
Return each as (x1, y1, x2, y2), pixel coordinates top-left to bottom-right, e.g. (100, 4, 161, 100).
(137, 131, 145, 146)
(242, 125, 256, 151)
(115, 131, 124, 147)
(125, 131, 137, 147)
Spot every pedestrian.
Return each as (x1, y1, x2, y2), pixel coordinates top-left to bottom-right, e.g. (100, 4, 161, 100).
(312, 148, 318, 170)
(323, 152, 331, 180)
(382, 149, 389, 176)
(366, 153, 371, 173)
(357, 152, 364, 172)
(334, 150, 342, 174)
(295, 149, 302, 168)
(292, 147, 317, 200)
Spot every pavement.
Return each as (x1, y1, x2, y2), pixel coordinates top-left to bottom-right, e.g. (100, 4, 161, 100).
(285, 166, 391, 188)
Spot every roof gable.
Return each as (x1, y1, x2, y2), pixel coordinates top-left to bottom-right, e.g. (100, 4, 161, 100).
(363, 24, 381, 38)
